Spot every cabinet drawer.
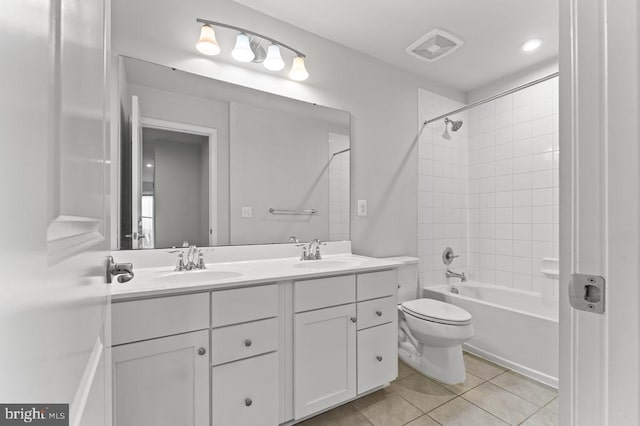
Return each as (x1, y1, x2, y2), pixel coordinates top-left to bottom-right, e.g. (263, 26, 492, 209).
(357, 270, 397, 301)
(211, 284, 278, 327)
(294, 275, 355, 312)
(357, 322, 398, 394)
(211, 318, 278, 366)
(211, 352, 279, 426)
(112, 293, 209, 346)
(357, 296, 397, 330)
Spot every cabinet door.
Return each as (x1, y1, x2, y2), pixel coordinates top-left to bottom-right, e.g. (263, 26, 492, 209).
(112, 330, 209, 426)
(357, 322, 398, 394)
(211, 352, 279, 426)
(294, 304, 357, 419)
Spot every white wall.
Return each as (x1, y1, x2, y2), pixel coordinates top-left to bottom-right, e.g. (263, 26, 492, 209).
(229, 103, 333, 244)
(417, 91, 468, 287)
(111, 0, 464, 257)
(467, 59, 559, 103)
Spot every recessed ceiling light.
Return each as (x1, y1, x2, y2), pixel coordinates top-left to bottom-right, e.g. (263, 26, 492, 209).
(521, 38, 543, 52)
(146, 163, 154, 168)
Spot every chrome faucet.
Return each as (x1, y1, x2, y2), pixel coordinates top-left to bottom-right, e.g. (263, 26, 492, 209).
(298, 239, 325, 260)
(169, 246, 208, 271)
(446, 269, 467, 282)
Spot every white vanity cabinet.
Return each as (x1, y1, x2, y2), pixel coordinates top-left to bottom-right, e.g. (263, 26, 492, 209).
(210, 284, 280, 426)
(111, 261, 400, 426)
(292, 270, 398, 420)
(355, 270, 399, 394)
(111, 294, 210, 426)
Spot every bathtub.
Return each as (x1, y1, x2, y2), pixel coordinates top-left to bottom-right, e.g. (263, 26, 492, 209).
(423, 282, 559, 388)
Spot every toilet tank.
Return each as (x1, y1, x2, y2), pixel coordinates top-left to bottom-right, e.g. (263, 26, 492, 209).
(383, 257, 419, 304)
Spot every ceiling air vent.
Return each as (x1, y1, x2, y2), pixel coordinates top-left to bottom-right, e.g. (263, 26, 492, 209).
(405, 28, 464, 62)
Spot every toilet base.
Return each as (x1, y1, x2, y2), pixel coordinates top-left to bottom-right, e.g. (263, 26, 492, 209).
(399, 344, 466, 385)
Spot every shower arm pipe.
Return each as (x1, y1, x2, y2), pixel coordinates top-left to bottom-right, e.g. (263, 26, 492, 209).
(332, 148, 350, 157)
(196, 18, 306, 58)
(422, 71, 559, 126)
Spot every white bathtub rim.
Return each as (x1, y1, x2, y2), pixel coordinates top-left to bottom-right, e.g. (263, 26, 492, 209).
(425, 283, 559, 323)
(463, 343, 558, 389)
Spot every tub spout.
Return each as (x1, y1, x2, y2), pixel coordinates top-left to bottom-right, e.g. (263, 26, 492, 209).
(446, 269, 467, 282)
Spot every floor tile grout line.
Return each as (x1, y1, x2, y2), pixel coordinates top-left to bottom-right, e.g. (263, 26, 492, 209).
(393, 372, 464, 415)
(350, 391, 423, 426)
(459, 394, 518, 425)
(516, 405, 547, 425)
(542, 396, 558, 413)
(490, 369, 558, 394)
(487, 375, 558, 408)
(425, 413, 444, 426)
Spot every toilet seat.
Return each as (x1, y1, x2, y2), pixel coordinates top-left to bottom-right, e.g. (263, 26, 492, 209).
(401, 299, 472, 326)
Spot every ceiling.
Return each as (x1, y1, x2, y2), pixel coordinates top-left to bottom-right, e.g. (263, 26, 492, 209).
(232, 0, 558, 93)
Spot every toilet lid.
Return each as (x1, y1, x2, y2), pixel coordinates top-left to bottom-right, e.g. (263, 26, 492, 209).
(402, 299, 472, 325)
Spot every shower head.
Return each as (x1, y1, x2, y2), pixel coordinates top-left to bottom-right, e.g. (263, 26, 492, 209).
(444, 117, 463, 132)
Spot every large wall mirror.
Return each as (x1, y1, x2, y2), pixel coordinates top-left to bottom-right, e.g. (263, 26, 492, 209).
(116, 57, 351, 249)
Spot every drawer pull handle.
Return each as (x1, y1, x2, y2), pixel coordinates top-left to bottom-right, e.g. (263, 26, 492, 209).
(351, 317, 357, 323)
(197, 347, 206, 356)
(376, 355, 383, 362)
(376, 310, 382, 317)
(244, 339, 252, 347)
(245, 398, 253, 407)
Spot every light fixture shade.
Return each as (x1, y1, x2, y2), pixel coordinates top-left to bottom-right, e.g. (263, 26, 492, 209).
(263, 44, 285, 71)
(196, 24, 221, 56)
(231, 33, 255, 62)
(288, 56, 309, 81)
(521, 38, 543, 52)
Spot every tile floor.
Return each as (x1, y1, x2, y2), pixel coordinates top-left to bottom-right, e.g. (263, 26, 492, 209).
(299, 352, 558, 426)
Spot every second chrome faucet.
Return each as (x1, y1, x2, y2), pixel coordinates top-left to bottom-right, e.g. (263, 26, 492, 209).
(298, 238, 325, 261)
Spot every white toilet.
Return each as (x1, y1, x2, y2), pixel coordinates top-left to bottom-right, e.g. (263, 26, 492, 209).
(390, 257, 474, 385)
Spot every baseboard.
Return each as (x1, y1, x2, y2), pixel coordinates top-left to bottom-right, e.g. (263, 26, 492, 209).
(463, 343, 558, 389)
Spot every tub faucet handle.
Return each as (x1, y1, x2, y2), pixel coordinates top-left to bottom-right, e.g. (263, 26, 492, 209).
(442, 247, 460, 265)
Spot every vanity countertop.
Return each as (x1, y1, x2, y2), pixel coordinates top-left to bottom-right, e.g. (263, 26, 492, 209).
(110, 254, 403, 301)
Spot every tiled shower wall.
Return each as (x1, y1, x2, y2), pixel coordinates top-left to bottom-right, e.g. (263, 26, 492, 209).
(417, 90, 468, 288)
(329, 150, 350, 241)
(418, 76, 560, 300)
(329, 133, 351, 241)
(467, 77, 559, 298)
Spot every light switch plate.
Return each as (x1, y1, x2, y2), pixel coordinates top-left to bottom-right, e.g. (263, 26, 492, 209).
(357, 200, 368, 217)
(241, 206, 252, 218)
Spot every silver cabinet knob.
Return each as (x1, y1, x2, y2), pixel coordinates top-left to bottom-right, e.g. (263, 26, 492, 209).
(245, 398, 252, 407)
(197, 347, 206, 356)
(376, 355, 383, 362)
(244, 339, 252, 347)
(350, 317, 357, 323)
(376, 310, 382, 317)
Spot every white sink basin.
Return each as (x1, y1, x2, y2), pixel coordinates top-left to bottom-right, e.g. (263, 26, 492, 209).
(293, 259, 364, 270)
(154, 269, 243, 285)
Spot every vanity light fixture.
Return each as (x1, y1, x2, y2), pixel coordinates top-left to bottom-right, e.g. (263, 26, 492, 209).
(195, 18, 309, 81)
(521, 38, 543, 52)
(196, 24, 221, 56)
(263, 44, 285, 71)
(231, 33, 255, 62)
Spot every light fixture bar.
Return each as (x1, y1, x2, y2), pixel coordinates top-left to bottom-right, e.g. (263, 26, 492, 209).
(196, 18, 306, 58)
